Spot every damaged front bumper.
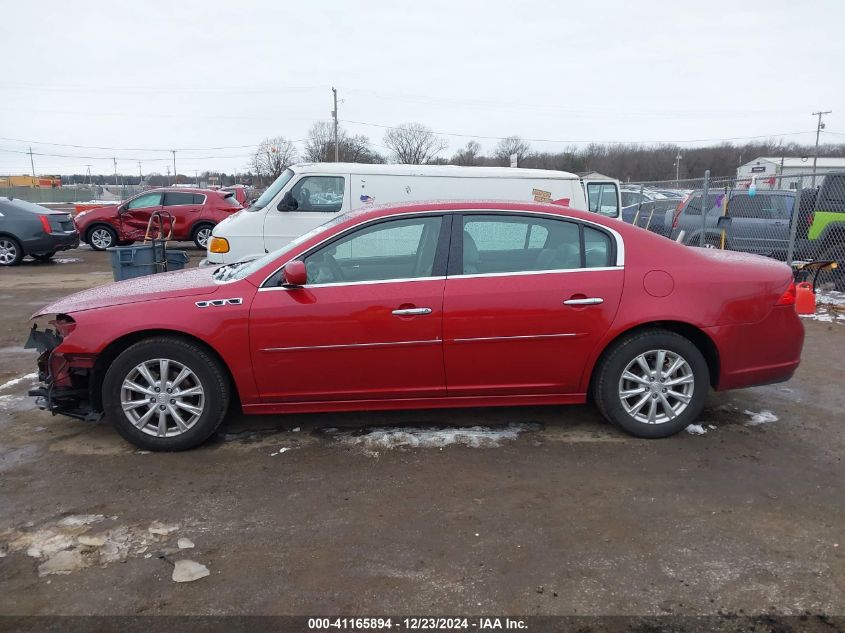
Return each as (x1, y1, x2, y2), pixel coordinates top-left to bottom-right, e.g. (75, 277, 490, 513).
(25, 323, 102, 422)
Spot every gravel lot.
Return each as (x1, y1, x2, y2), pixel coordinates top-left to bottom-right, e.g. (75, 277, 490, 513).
(0, 245, 843, 617)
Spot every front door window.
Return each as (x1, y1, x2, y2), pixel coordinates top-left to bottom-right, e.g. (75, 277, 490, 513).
(290, 176, 345, 212)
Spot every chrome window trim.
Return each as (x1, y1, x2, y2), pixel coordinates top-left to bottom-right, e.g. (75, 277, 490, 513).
(258, 276, 445, 292)
(258, 208, 625, 289)
(261, 339, 440, 353)
(447, 266, 622, 280)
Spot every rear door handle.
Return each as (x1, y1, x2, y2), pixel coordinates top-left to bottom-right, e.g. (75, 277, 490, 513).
(563, 297, 604, 306)
(392, 307, 432, 316)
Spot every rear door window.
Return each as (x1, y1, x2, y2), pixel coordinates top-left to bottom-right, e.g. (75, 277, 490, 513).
(164, 192, 199, 206)
(461, 214, 612, 274)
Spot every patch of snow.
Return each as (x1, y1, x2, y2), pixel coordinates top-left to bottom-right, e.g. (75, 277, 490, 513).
(329, 422, 538, 451)
(0, 372, 38, 392)
(54, 258, 82, 264)
(177, 538, 195, 549)
(744, 410, 779, 426)
(172, 559, 210, 583)
(148, 521, 179, 536)
(269, 447, 293, 456)
(685, 424, 707, 435)
(56, 514, 105, 528)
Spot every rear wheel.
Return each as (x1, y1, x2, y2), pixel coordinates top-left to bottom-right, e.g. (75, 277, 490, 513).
(102, 337, 231, 451)
(191, 223, 214, 250)
(593, 329, 710, 438)
(816, 243, 845, 292)
(0, 236, 23, 266)
(87, 225, 118, 251)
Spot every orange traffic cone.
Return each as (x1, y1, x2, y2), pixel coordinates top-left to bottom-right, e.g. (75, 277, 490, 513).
(795, 282, 816, 315)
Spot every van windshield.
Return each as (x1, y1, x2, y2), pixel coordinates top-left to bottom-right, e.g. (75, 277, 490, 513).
(212, 212, 351, 283)
(250, 168, 294, 211)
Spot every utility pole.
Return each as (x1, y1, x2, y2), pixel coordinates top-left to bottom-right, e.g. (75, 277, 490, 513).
(113, 157, 118, 188)
(171, 150, 177, 185)
(811, 110, 831, 187)
(674, 151, 682, 186)
(28, 147, 35, 177)
(85, 164, 92, 186)
(138, 161, 143, 181)
(332, 87, 339, 162)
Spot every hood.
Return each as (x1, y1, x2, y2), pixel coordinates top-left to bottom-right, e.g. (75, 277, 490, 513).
(75, 204, 119, 222)
(33, 266, 221, 317)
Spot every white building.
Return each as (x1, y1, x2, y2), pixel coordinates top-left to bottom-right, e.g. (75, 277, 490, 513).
(737, 156, 845, 190)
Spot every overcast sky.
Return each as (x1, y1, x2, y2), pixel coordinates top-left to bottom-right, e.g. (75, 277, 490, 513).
(2, 0, 844, 176)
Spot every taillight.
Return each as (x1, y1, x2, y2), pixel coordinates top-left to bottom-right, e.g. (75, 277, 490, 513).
(776, 282, 796, 306)
(39, 215, 52, 234)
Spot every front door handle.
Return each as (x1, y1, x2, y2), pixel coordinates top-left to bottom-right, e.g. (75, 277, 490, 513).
(563, 297, 604, 306)
(392, 307, 432, 316)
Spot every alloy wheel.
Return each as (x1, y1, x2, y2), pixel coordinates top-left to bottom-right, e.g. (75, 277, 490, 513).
(618, 349, 695, 424)
(90, 228, 114, 249)
(0, 239, 18, 265)
(120, 358, 205, 437)
(196, 227, 212, 248)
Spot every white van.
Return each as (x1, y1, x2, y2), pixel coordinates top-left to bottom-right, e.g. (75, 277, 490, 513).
(205, 163, 620, 265)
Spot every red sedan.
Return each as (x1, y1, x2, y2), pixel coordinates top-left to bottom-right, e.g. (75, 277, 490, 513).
(28, 201, 804, 451)
(74, 187, 242, 251)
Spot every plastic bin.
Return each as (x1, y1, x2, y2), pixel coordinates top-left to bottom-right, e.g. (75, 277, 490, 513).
(108, 244, 166, 281)
(165, 250, 189, 271)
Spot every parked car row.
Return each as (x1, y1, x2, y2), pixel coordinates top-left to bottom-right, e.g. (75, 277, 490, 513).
(0, 187, 244, 265)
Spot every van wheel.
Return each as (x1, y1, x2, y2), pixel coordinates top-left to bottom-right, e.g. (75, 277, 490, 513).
(593, 329, 710, 438)
(816, 244, 845, 291)
(0, 236, 23, 266)
(102, 337, 230, 451)
(192, 224, 214, 249)
(87, 225, 118, 251)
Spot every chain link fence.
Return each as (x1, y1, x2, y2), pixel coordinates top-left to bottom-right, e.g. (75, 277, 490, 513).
(0, 184, 146, 204)
(623, 172, 845, 291)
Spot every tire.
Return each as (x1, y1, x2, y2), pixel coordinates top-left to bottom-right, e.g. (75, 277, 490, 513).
(31, 251, 56, 262)
(592, 329, 710, 439)
(0, 236, 24, 266)
(101, 337, 231, 451)
(87, 225, 118, 251)
(816, 243, 845, 292)
(191, 223, 214, 250)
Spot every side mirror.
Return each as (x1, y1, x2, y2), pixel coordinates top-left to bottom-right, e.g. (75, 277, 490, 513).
(278, 191, 298, 212)
(281, 260, 307, 287)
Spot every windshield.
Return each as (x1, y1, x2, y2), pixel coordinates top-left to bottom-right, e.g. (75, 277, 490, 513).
(250, 168, 294, 211)
(212, 212, 351, 283)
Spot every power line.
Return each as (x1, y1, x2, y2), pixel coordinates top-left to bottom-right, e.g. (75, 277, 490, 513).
(0, 136, 258, 152)
(0, 147, 255, 161)
(339, 119, 817, 145)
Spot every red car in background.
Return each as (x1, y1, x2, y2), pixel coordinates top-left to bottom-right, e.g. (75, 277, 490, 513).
(28, 200, 803, 451)
(74, 187, 242, 250)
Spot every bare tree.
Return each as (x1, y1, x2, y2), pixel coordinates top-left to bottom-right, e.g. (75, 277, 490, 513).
(383, 123, 447, 164)
(304, 122, 382, 163)
(494, 136, 532, 166)
(451, 140, 482, 166)
(251, 136, 297, 182)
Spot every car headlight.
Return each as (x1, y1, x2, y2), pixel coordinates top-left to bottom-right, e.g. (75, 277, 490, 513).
(209, 237, 230, 253)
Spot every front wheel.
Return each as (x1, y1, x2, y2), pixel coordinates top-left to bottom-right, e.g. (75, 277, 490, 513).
(87, 225, 118, 251)
(593, 329, 710, 438)
(102, 337, 231, 451)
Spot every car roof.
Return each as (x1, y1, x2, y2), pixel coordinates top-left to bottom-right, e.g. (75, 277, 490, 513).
(289, 162, 582, 180)
(0, 196, 59, 215)
(334, 199, 619, 228)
